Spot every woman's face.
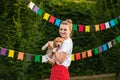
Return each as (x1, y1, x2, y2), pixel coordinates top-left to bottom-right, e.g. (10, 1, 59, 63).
(59, 24, 71, 39)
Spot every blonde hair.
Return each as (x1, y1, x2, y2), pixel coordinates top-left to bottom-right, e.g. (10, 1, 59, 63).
(60, 19, 73, 33)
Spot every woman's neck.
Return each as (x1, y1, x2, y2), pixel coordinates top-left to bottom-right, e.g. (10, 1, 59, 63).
(63, 37, 70, 40)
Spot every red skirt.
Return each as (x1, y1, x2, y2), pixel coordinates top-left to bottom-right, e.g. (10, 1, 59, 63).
(50, 64, 70, 80)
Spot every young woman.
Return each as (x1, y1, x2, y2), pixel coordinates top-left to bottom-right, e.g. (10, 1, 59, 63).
(48, 19, 73, 80)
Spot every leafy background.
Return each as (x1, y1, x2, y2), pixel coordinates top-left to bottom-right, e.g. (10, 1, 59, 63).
(0, 0, 120, 79)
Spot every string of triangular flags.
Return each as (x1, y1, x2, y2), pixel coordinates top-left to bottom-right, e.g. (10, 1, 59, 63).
(28, 2, 120, 32)
(0, 36, 120, 62)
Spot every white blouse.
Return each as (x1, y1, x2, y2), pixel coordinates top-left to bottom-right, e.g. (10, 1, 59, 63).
(56, 38, 73, 67)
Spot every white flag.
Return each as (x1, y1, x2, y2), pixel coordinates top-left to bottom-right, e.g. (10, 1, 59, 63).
(42, 55, 50, 63)
(105, 22, 110, 29)
(28, 2, 35, 10)
(107, 41, 112, 49)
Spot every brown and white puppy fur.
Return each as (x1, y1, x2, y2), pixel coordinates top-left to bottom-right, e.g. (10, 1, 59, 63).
(41, 37, 64, 63)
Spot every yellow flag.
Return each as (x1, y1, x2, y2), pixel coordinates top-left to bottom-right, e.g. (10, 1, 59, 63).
(85, 25, 90, 32)
(71, 54, 75, 61)
(43, 13, 50, 21)
(8, 50, 14, 58)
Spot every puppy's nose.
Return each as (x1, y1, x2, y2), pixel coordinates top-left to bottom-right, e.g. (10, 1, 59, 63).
(58, 45, 60, 47)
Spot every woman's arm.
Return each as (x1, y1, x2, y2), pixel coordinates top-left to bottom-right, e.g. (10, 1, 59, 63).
(54, 52, 67, 64)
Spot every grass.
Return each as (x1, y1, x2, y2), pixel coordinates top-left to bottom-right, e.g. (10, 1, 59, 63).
(70, 73, 116, 80)
(41, 73, 119, 80)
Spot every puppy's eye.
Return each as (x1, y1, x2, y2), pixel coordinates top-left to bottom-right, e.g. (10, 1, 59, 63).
(56, 41, 58, 42)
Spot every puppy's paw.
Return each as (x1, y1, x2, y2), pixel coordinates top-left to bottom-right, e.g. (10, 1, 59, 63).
(41, 43, 48, 50)
(52, 48, 57, 53)
(41, 46, 46, 50)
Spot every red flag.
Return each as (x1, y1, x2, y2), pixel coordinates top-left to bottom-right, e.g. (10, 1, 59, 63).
(78, 25, 84, 32)
(100, 23, 105, 30)
(49, 16, 56, 24)
(75, 53, 81, 60)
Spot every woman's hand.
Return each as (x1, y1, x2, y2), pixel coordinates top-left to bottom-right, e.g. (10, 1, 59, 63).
(48, 58, 56, 65)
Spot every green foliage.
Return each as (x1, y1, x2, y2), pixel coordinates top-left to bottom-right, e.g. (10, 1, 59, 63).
(0, 0, 120, 79)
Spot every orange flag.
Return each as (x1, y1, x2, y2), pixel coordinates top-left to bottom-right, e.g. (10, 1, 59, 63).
(95, 24, 100, 31)
(82, 52, 87, 59)
(87, 50, 92, 57)
(17, 52, 24, 60)
(75, 53, 81, 60)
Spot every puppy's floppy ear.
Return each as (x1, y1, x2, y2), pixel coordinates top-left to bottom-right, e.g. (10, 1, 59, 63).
(53, 39, 56, 47)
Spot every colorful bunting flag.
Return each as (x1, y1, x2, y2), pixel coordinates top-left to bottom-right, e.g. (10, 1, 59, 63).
(114, 18, 119, 25)
(17, 52, 24, 60)
(112, 39, 117, 45)
(85, 25, 90, 32)
(0, 48, 7, 56)
(118, 16, 120, 21)
(42, 55, 48, 63)
(82, 52, 87, 59)
(100, 23, 105, 30)
(33, 5, 39, 13)
(73, 24, 78, 31)
(54, 18, 61, 27)
(25, 54, 33, 61)
(49, 16, 56, 24)
(116, 36, 120, 43)
(102, 44, 108, 51)
(43, 13, 50, 21)
(71, 54, 75, 61)
(8, 50, 14, 58)
(93, 48, 99, 55)
(107, 41, 112, 49)
(110, 20, 115, 27)
(95, 25, 100, 31)
(28, 2, 35, 10)
(35, 54, 40, 62)
(37, 9, 43, 16)
(87, 50, 92, 57)
(90, 25, 95, 32)
(75, 53, 81, 60)
(78, 25, 84, 32)
(105, 22, 110, 29)
(98, 46, 103, 53)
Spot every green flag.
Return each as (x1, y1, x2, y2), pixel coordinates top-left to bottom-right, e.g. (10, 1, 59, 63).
(114, 18, 119, 25)
(116, 36, 120, 43)
(37, 9, 43, 16)
(93, 47, 99, 55)
(72, 24, 78, 31)
(35, 54, 40, 62)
